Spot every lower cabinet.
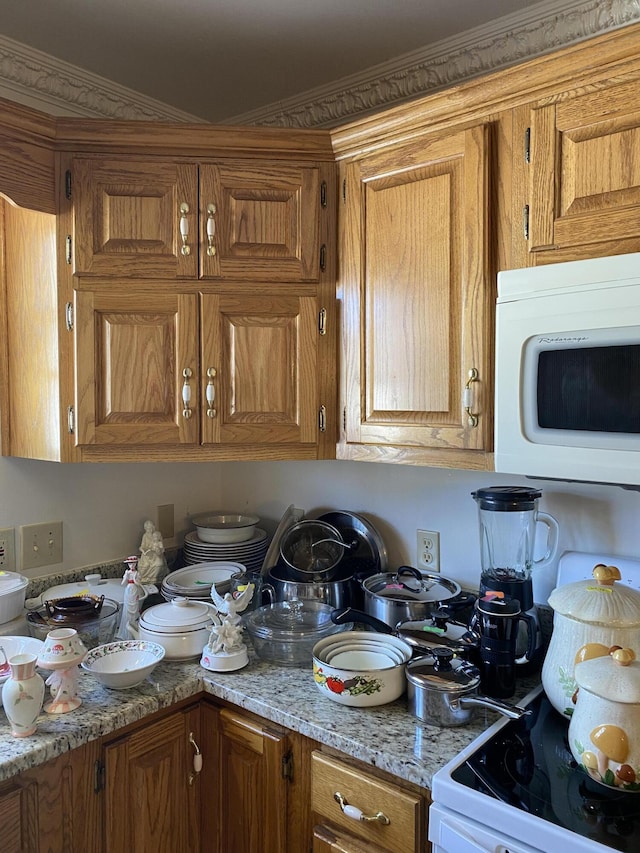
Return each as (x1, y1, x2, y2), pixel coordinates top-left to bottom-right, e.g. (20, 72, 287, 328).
(102, 703, 201, 853)
(0, 697, 431, 853)
(0, 739, 102, 853)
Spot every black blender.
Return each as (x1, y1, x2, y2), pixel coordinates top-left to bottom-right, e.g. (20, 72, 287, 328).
(471, 486, 559, 675)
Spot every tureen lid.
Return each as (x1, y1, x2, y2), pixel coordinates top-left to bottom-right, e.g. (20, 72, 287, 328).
(139, 598, 213, 632)
(574, 648, 640, 703)
(548, 564, 640, 626)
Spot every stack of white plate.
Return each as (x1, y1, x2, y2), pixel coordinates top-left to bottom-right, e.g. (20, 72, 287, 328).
(161, 562, 241, 601)
(182, 528, 269, 574)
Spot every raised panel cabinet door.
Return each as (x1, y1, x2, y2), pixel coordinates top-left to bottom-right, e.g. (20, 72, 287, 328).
(200, 293, 318, 446)
(527, 77, 640, 262)
(201, 705, 289, 853)
(72, 158, 199, 278)
(341, 124, 491, 452)
(199, 163, 321, 280)
(75, 287, 199, 446)
(103, 707, 200, 853)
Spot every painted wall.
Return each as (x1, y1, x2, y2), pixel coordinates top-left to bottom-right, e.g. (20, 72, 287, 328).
(2, 453, 639, 604)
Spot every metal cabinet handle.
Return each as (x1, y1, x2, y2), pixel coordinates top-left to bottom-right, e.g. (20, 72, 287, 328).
(182, 368, 193, 419)
(188, 731, 202, 785)
(179, 202, 191, 256)
(206, 367, 217, 418)
(334, 791, 390, 825)
(206, 204, 217, 256)
(463, 368, 479, 427)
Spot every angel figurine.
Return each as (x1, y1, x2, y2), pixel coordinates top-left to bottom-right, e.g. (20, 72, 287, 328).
(200, 583, 254, 672)
(210, 583, 255, 626)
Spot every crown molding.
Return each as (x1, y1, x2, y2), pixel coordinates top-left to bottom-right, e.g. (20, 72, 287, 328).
(228, 0, 640, 128)
(0, 0, 638, 128)
(0, 34, 202, 122)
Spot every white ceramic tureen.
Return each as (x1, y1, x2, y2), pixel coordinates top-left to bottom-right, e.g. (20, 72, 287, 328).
(569, 646, 640, 792)
(541, 564, 640, 718)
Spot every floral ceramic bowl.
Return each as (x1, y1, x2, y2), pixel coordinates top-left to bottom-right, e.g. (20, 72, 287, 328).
(81, 640, 165, 689)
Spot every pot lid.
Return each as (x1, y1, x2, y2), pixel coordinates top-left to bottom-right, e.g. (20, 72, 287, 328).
(245, 599, 338, 640)
(548, 564, 640, 626)
(406, 648, 480, 694)
(575, 649, 640, 703)
(0, 571, 28, 594)
(363, 566, 460, 603)
(139, 598, 213, 632)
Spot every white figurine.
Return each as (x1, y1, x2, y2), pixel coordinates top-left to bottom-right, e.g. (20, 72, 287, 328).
(116, 559, 146, 640)
(207, 618, 244, 654)
(210, 583, 255, 626)
(138, 521, 168, 584)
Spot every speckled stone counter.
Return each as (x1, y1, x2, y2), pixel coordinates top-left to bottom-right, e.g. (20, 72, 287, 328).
(0, 649, 539, 791)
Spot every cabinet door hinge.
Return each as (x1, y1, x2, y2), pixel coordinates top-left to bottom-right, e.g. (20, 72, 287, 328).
(65, 170, 72, 200)
(319, 405, 327, 433)
(282, 750, 294, 781)
(524, 127, 531, 164)
(94, 760, 105, 793)
(65, 302, 74, 332)
(67, 405, 75, 434)
(318, 307, 327, 336)
(65, 235, 72, 265)
(320, 180, 327, 208)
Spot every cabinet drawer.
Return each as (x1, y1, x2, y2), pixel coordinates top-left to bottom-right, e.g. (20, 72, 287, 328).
(311, 751, 425, 852)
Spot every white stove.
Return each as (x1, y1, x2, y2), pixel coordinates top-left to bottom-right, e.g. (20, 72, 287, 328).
(428, 550, 640, 853)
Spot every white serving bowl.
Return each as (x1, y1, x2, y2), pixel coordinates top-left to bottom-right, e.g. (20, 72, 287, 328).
(81, 640, 165, 689)
(191, 512, 260, 544)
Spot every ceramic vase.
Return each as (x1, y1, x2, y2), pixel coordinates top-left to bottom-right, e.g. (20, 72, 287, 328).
(1, 652, 45, 737)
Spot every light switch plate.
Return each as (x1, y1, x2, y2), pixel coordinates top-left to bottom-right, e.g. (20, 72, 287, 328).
(0, 527, 16, 570)
(21, 521, 63, 570)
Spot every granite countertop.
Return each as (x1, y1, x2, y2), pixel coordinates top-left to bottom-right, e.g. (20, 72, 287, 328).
(0, 648, 539, 790)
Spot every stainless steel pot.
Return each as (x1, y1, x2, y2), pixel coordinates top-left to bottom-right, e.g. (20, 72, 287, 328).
(361, 566, 470, 627)
(268, 563, 355, 609)
(405, 647, 529, 727)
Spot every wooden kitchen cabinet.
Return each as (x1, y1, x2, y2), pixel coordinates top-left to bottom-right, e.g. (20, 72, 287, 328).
(335, 123, 494, 469)
(310, 750, 429, 853)
(72, 285, 319, 454)
(71, 156, 323, 282)
(0, 740, 102, 853)
(200, 702, 290, 853)
(522, 73, 640, 265)
(102, 703, 201, 853)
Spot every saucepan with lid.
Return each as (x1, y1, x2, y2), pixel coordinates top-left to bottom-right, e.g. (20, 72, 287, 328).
(360, 566, 474, 627)
(406, 647, 530, 727)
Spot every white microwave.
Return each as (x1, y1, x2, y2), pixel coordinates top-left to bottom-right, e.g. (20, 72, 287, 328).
(494, 252, 640, 486)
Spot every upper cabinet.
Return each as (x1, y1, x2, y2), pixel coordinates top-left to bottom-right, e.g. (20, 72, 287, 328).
(71, 157, 322, 281)
(335, 123, 493, 469)
(524, 74, 640, 264)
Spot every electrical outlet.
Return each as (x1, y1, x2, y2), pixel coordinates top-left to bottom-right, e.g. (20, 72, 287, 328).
(417, 529, 440, 572)
(0, 527, 16, 570)
(21, 521, 63, 570)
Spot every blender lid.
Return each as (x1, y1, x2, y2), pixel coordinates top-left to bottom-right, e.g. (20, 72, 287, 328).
(471, 485, 542, 511)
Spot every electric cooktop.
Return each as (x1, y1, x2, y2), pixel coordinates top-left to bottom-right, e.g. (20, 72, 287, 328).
(450, 690, 640, 851)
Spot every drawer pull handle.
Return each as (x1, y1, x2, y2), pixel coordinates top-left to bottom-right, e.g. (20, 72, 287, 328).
(334, 791, 390, 825)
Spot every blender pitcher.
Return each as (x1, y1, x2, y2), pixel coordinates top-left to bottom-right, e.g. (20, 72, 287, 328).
(471, 486, 559, 671)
